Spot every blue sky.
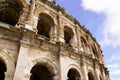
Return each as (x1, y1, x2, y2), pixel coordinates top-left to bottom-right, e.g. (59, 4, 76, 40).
(56, 0, 120, 80)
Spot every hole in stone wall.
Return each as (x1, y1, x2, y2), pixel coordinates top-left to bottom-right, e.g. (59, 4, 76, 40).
(92, 44, 99, 58)
(37, 13, 54, 38)
(64, 26, 74, 47)
(0, 61, 6, 80)
(80, 36, 87, 52)
(0, 0, 22, 26)
(67, 68, 81, 80)
(100, 76, 102, 80)
(30, 65, 54, 80)
(88, 72, 94, 80)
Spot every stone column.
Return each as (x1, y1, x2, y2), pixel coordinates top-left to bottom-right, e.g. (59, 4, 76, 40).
(17, 8, 28, 27)
(13, 40, 30, 80)
(93, 60, 100, 80)
(76, 27, 83, 52)
(27, 0, 35, 23)
(50, 24, 58, 42)
(53, 75, 60, 80)
(58, 12, 64, 43)
(81, 56, 88, 80)
(59, 53, 68, 80)
(5, 72, 14, 80)
(101, 65, 106, 80)
(25, 0, 36, 30)
(32, 16, 38, 30)
(75, 25, 80, 52)
(59, 26, 64, 43)
(23, 73, 31, 80)
(94, 69, 100, 80)
(82, 64, 88, 80)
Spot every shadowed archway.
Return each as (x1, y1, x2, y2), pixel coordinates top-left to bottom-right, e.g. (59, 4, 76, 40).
(0, 60, 6, 80)
(37, 13, 54, 38)
(64, 26, 74, 46)
(0, 0, 22, 26)
(88, 72, 94, 80)
(67, 68, 81, 80)
(30, 64, 54, 80)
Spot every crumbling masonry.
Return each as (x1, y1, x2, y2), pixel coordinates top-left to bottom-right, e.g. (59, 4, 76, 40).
(0, 0, 110, 80)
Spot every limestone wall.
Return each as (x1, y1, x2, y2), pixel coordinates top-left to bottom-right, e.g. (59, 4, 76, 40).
(0, 0, 110, 80)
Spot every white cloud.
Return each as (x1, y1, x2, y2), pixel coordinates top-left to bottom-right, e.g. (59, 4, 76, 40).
(81, 0, 120, 47)
(81, 0, 107, 13)
(81, 1, 120, 79)
(106, 52, 120, 77)
(110, 69, 120, 75)
(109, 52, 120, 62)
(107, 64, 120, 75)
(112, 78, 120, 80)
(107, 63, 120, 69)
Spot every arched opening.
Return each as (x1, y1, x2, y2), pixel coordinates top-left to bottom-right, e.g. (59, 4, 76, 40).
(0, 0, 22, 26)
(67, 68, 81, 80)
(80, 36, 88, 52)
(64, 26, 74, 46)
(30, 65, 54, 80)
(100, 76, 102, 80)
(0, 60, 7, 80)
(92, 44, 98, 58)
(88, 72, 94, 80)
(37, 13, 54, 38)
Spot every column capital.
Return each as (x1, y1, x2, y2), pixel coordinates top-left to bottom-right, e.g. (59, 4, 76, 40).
(24, 73, 32, 80)
(20, 40, 31, 47)
(5, 72, 14, 80)
(53, 75, 60, 80)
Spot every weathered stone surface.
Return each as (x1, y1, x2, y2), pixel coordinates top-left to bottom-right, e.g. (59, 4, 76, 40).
(0, 0, 110, 80)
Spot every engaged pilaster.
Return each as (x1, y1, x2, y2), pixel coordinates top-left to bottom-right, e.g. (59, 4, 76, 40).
(5, 72, 14, 80)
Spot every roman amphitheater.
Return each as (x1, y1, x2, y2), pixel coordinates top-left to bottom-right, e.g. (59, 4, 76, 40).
(0, 0, 110, 80)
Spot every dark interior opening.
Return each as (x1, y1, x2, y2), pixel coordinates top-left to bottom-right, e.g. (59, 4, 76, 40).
(0, 61, 7, 80)
(67, 69, 80, 80)
(0, 0, 22, 26)
(81, 37, 87, 47)
(30, 65, 53, 80)
(80, 37, 88, 52)
(37, 13, 54, 38)
(64, 26, 74, 46)
(100, 76, 102, 80)
(88, 72, 94, 80)
(92, 44, 98, 58)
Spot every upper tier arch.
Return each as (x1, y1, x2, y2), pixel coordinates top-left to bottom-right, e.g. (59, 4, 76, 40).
(37, 13, 55, 38)
(0, 0, 23, 26)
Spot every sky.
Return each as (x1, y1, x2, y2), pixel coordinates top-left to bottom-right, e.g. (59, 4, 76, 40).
(56, 0, 120, 80)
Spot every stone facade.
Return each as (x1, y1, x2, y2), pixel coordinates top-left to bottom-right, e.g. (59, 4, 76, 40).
(0, 0, 110, 80)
